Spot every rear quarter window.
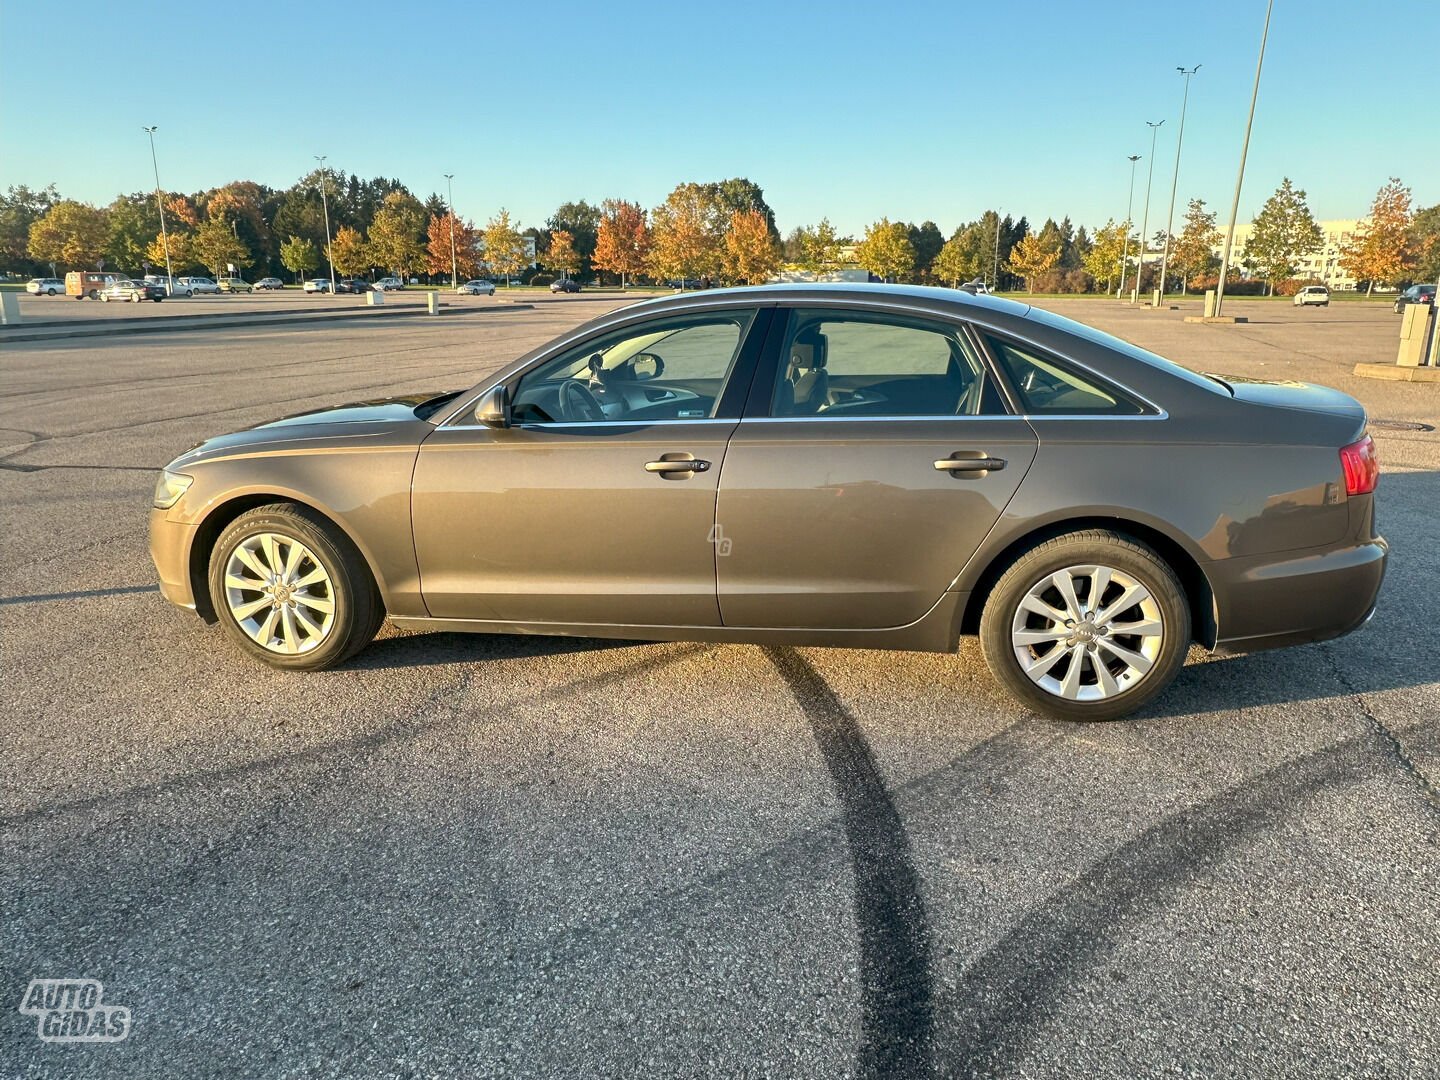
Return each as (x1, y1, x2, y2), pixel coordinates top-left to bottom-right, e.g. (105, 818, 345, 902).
(985, 335, 1144, 416)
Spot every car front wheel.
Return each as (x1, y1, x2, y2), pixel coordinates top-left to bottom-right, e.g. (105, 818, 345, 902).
(208, 503, 385, 670)
(979, 530, 1190, 721)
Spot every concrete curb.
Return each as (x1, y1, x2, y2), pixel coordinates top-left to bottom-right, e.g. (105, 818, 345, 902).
(1353, 362, 1440, 382)
(0, 302, 534, 343)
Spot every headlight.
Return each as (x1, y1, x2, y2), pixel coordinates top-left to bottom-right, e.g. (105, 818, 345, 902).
(153, 470, 194, 509)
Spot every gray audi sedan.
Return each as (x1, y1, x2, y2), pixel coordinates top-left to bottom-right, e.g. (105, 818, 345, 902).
(150, 284, 1386, 720)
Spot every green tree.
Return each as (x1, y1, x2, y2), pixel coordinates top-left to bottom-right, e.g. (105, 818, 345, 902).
(1410, 203, 1440, 283)
(0, 183, 59, 270)
(702, 178, 779, 242)
(799, 218, 842, 279)
(482, 208, 529, 282)
(855, 218, 915, 282)
(193, 215, 250, 277)
(907, 221, 944, 281)
(545, 201, 601, 275)
(1339, 178, 1414, 297)
(1171, 199, 1222, 293)
(280, 235, 319, 282)
(105, 193, 161, 271)
(368, 191, 427, 279)
(932, 235, 973, 286)
(27, 200, 110, 270)
(1242, 177, 1323, 294)
(1082, 219, 1130, 293)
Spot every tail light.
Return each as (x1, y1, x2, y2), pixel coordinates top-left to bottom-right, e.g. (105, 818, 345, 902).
(1339, 435, 1379, 496)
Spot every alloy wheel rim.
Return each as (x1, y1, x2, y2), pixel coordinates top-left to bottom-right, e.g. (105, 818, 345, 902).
(1010, 564, 1164, 702)
(224, 532, 336, 655)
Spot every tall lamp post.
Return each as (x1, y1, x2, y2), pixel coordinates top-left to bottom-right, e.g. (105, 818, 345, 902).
(315, 155, 335, 294)
(1116, 154, 1141, 297)
(142, 126, 173, 284)
(444, 173, 458, 288)
(1132, 120, 1165, 303)
(1216, 0, 1273, 317)
(1158, 65, 1201, 299)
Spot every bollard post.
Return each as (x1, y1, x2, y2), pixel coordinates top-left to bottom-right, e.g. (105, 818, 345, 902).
(426, 291, 440, 315)
(0, 290, 21, 325)
(1203, 289, 1217, 318)
(367, 290, 384, 306)
(1396, 304, 1429, 367)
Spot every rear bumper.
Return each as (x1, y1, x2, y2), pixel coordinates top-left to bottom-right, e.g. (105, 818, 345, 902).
(149, 508, 200, 612)
(1212, 538, 1388, 654)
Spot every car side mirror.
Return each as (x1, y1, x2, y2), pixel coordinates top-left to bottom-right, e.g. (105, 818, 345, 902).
(476, 385, 510, 428)
(630, 353, 664, 381)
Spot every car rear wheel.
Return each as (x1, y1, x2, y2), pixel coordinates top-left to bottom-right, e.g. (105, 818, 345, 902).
(207, 503, 385, 671)
(979, 530, 1190, 721)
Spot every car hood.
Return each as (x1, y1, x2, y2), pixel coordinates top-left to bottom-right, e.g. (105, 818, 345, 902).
(167, 393, 458, 468)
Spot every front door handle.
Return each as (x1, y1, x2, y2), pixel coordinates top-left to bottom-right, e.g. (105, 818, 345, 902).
(645, 456, 711, 475)
(934, 453, 1007, 474)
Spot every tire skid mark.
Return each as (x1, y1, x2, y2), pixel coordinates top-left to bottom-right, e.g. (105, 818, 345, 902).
(763, 646, 936, 1080)
(932, 729, 1391, 1080)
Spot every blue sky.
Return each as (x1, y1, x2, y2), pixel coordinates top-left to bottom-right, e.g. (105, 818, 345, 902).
(2, 1, 1433, 236)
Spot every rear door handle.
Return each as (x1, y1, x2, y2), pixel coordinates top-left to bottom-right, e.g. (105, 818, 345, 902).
(645, 457, 711, 475)
(934, 454, 1006, 474)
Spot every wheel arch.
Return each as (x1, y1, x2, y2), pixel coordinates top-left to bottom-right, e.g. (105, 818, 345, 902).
(957, 515, 1217, 649)
(187, 491, 387, 623)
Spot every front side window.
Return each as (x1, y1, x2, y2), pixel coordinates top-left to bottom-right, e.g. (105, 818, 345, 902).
(511, 311, 755, 424)
(768, 309, 993, 418)
(985, 336, 1144, 416)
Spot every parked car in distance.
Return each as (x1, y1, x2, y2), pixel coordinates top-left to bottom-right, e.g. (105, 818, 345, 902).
(26, 277, 64, 296)
(218, 277, 254, 294)
(303, 279, 332, 293)
(457, 280, 496, 296)
(65, 271, 120, 299)
(149, 283, 1387, 722)
(375, 277, 405, 291)
(143, 275, 184, 297)
(177, 276, 219, 295)
(335, 279, 373, 294)
(255, 277, 284, 290)
(550, 279, 581, 294)
(961, 280, 992, 296)
(101, 279, 165, 303)
(1293, 285, 1329, 307)
(1393, 283, 1436, 314)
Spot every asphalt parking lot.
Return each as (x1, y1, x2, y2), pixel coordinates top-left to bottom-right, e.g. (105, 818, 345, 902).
(2, 296, 1437, 1078)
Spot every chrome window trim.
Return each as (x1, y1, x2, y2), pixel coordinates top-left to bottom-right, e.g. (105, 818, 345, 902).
(737, 411, 1168, 424)
(443, 419, 741, 432)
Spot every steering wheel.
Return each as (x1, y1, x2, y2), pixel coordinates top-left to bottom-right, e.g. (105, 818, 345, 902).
(559, 379, 606, 422)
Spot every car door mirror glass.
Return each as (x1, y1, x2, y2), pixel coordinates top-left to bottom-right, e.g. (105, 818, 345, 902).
(476, 386, 510, 428)
(628, 353, 664, 381)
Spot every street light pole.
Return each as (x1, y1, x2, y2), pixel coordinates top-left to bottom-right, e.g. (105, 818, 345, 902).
(1132, 120, 1165, 304)
(1216, 0, 1273, 318)
(1117, 154, 1141, 297)
(1158, 65, 1201, 299)
(444, 173, 458, 288)
(142, 126, 173, 283)
(315, 155, 335, 294)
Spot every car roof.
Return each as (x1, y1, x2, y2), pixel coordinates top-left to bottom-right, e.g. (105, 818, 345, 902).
(622, 281, 1032, 319)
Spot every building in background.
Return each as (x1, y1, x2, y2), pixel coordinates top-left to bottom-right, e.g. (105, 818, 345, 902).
(1213, 220, 1362, 290)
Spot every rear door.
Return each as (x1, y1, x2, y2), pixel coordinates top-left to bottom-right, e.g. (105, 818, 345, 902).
(714, 305, 1038, 629)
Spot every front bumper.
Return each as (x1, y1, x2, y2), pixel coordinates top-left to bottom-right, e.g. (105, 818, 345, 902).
(149, 508, 200, 612)
(1212, 538, 1388, 654)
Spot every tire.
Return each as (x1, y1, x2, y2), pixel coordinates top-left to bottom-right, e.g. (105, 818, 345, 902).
(979, 530, 1190, 721)
(132, 293, 141, 303)
(101, 294, 110, 302)
(207, 502, 385, 671)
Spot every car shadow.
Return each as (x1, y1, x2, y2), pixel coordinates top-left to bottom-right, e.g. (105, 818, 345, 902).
(349, 629, 644, 670)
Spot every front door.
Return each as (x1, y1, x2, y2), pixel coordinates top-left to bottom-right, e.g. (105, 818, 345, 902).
(411, 308, 766, 625)
(715, 306, 1039, 629)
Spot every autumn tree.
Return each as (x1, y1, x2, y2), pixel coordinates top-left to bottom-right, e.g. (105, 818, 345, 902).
(855, 218, 915, 282)
(1081, 219, 1130, 293)
(280, 235, 319, 281)
(545, 228, 579, 280)
(482, 208, 529, 283)
(592, 199, 649, 288)
(1171, 199, 1222, 293)
(1242, 178, 1323, 294)
(1006, 231, 1061, 292)
(193, 215, 250, 277)
(1339, 178, 1414, 297)
(798, 218, 843, 279)
(647, 183, 724, 284)
(544, 201, 601, 276)
(27, 200, 110, 270)
(721, 208, 779, 284)
(932, 235, 973, 286)
(330, 225, 371, 277)
(146, 230, 193, 272)
(424, 214, 480, 281)
(368, 191, 427, 279)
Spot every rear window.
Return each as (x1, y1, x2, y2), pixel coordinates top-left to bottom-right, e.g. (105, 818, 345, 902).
(986, 336, 1144, 416)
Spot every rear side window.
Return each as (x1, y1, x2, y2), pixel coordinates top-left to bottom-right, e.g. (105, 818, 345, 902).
(986, 336, 1144, 415)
